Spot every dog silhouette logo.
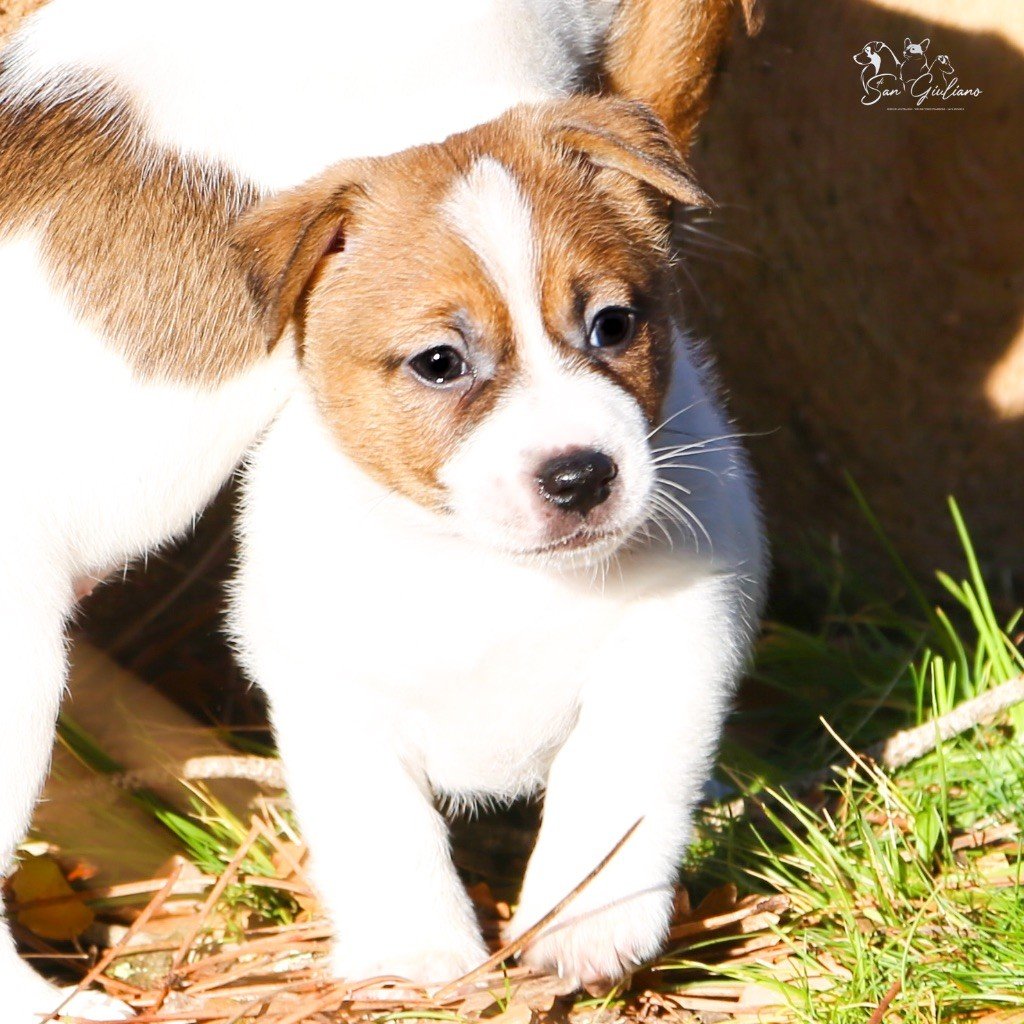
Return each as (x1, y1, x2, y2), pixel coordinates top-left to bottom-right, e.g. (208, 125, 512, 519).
(899, 37, 932, 90)
(933, 53, 956, 87)
(854, 37, 981, 108)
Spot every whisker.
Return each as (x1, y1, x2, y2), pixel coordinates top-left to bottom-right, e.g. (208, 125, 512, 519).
(653, 486, 713, 553)
(656, 477, 694, 498)
(644, 498, 680, 549)
(651, 429, 761, 451)
(644, 399, 707, 441)
(652, 462, 722, 478)
(649, 492, 697, 550)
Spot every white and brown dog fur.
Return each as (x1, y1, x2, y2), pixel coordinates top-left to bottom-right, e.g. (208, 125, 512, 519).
(0, 0, 765, 1018)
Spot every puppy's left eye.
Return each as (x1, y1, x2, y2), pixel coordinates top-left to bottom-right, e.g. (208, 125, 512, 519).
(407, 345, 471, 387)
(588, 307, 637, 350)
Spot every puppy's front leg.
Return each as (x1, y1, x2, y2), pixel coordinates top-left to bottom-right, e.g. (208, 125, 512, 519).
(509, 579, 751, 986)
(269, 698, 487, 988)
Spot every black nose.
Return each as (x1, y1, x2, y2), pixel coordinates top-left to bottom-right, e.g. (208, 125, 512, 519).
(536, 449, 618, 517)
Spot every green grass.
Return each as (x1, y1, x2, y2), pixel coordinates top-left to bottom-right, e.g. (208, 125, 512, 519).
(666, 498, 1024, 1022)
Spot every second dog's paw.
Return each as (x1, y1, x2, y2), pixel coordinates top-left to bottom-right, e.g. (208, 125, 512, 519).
(332, 934, 489, 997)
(43, 987, 135, 1022)
(511, 890, 670, 988)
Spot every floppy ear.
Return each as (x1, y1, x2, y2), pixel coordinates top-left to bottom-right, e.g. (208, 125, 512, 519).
(550, 98, 711, 209)
(230, 171, 365, 348)
(600, 0, 762, 154)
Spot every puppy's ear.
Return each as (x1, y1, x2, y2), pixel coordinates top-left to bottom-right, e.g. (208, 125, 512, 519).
(904, 37, 912, 49)
(550, 97, 711, 209)
(921, 38, 930, 51)
(231, 170, 366, 349)
(600, 0, 762, 154)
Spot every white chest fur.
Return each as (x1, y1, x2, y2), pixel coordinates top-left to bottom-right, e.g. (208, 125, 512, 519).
(231, 363, 762, 802)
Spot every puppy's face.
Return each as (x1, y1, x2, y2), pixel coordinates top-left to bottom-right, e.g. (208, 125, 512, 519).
(233, 99, 704, 564)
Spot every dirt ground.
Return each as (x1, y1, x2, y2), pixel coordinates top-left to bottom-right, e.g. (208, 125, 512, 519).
(687, 0, 1024, 592)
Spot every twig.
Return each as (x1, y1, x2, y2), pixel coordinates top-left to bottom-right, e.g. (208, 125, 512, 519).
(711, 674, 1024, 817)
(867, 977, 903, 1024)
(152, 819, 262, 1012)
(432, 817, 643, 1000)
(869, 675, 1024, 770)
(40, 861, 186, 1024)
(71, 676, 1024, 806)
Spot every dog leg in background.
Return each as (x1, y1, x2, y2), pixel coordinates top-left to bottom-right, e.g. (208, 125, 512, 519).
(508, 576, 751, 985)
(268, 692, 488, 988)
(0, 558, 133, 1020)
(601, 0, 761, 153)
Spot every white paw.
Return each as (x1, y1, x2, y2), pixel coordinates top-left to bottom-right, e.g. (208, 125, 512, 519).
(15, 985, 134, 1023)
(511, 888, 671, 988)
(53, 988, 135, 1021)
(332, 934, 489, 996)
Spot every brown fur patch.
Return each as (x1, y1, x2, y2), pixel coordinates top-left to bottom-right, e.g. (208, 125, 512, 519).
(0, 75, 267, 384)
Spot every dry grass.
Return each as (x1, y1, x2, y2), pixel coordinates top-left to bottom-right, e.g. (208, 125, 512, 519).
(12, 796, 789, 1024)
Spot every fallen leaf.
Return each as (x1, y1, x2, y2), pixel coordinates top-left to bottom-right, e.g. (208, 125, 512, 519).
(486, 1001, 533, 1024)
(13, 854, 95, 940)
(457, 989, 499, 1014)
(693, 884, 738, 919)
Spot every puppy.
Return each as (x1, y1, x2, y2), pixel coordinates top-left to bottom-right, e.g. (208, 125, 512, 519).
(0, 0, 765, 1016)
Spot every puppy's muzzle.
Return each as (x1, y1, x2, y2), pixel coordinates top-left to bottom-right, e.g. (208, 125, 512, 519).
(536, 449, 617, 517)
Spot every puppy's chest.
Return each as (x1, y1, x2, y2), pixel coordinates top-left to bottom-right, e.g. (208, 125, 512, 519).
(336, 545, 630, 797)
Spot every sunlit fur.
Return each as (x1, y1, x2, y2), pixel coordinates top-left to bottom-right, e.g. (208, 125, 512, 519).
(0, 0, 766, 1012)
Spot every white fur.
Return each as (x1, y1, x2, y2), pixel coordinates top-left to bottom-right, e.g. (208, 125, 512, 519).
(0, 233, 296, 1012)
(5, 0, 618, 190)
(0, 0, 766, 1007)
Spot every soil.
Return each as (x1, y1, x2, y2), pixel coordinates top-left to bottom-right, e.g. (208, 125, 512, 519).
(687, 0, 1024, 596)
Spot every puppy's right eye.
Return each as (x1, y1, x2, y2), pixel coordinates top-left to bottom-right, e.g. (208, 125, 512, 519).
(407, 345, 471, 388)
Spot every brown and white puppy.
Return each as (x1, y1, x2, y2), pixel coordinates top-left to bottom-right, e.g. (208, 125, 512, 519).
(229, 98, 765, 992)
(0, 0, 764, 1017)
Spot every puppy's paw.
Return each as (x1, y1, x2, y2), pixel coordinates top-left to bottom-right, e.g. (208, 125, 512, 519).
(17, 985, 134, 1023)
(332, 932, 489, 997)
(55, 988, 135, 1021)
(511, 889, 670, 989)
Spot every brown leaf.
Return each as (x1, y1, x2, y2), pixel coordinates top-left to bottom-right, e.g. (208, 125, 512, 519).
(457, 989, 500, 1015)
(693, 884, 738, 919)
(13, 854, 95, 940)
(486, 1001, 533, 1024)
(951, 822, 1020, 851)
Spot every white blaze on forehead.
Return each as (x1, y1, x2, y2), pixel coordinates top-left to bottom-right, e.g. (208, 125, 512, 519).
(443, 157, 556, 371)
(438, 160, 655, 556)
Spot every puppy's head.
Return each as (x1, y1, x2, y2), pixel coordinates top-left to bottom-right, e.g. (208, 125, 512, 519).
(232, 97, 706, 564)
